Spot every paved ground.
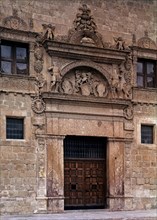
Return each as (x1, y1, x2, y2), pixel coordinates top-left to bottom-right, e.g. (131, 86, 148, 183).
(1, 209, 157, 220)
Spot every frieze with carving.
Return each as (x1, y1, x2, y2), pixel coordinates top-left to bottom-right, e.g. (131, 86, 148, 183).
(48, 67, 109, 98)
(2, 9, 28, 31)
(46, 60, 133, 100)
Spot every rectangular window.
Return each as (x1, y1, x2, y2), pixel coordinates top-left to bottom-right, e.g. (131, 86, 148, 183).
(141, 125, 154, 144)
(6, 117, 24, 139)
(0, 40, 29, 75)
(137, 59, 157, 88)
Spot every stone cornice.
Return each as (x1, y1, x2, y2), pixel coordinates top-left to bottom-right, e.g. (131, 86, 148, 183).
(42, 92, 131, 107)
(42, 40, 130, 64)
(131, 45, 157, 54)
(0, 26, 38, 39)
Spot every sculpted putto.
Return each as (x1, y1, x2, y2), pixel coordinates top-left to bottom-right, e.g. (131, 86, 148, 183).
(48, 63, 61, 92)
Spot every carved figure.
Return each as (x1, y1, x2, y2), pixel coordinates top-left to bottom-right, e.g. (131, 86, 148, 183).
(96, 83, 106, 97)
(48, 64, 61, 92)
(111, 67, 131, 99)
(114, 37, 126, 50)
(61, 79, 73, 94)
(42, 24, 55, 40)
(35, 74, 45, 96)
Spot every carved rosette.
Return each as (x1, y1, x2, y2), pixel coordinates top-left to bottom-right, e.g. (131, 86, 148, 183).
(124, 104, 134, 120)
(32, 98, 46, 114)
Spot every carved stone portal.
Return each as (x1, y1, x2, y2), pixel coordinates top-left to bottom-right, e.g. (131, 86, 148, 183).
(59, 67, 109, 98)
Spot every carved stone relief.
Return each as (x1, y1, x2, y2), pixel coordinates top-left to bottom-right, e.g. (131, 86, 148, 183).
(113, 37, 127, 50)
(54, 67, 109, 98)
(48, 64, 62, 92)
(42, 24, 55, 40)
(110, 62, 132, 100)
(137, 31, 157, 50)
(68, 4, 104, 48)
(34, 43, 44, 73)
(37, 138, 46, 197)
(124, 104, 134, 120)
(32, 43, 46, 114)
(2, 9, 28, 31)
(46, 58, 133, 100)
(32, 97, 46, 114)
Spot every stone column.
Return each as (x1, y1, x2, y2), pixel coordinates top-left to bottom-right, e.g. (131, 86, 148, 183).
(47, 135, 65, 212)
(36, 137, 47, 213)
(107, 138, 125, 210)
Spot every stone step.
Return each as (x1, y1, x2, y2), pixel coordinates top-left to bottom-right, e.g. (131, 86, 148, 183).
(1, 209, 157, 220)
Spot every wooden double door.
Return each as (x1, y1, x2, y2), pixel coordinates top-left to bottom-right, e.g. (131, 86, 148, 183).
(64, 136, 107, 209)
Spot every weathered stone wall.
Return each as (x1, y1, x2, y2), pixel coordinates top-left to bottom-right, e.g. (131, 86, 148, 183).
(0, 0, 156, 43)
(0, 93, 37, 214)
(0, 0, 157, 215)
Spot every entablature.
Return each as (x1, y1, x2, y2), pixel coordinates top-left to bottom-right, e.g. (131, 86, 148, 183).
(43, 39, 130, 64)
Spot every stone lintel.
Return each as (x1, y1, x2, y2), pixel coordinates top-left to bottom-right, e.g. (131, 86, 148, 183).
(42, 92, 131, 107)
(43, 40, 129, 64)
(108, 137, 133, 143)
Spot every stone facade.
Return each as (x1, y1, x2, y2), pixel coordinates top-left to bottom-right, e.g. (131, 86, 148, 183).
(0, 0, 157, 215)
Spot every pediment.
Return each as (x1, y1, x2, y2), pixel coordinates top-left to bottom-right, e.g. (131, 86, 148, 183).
(137, 32, 156, 50)
(2, 9, 28, 31)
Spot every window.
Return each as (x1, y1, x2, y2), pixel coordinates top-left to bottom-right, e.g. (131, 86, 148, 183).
(6, 118, 24, 139)
(0, 40, 29, 75)
(137, 59, 157, 88)
(141, 125, 154, 144)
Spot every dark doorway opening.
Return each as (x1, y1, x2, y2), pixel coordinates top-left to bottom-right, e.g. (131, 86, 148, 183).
(64, 136, 107, 210)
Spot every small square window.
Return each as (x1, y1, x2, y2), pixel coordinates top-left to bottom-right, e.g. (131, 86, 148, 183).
(141, 125, 154, 144)
(6, 117, 24, 139)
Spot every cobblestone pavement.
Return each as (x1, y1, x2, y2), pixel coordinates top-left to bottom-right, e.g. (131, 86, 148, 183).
(1, 209, 157, 220)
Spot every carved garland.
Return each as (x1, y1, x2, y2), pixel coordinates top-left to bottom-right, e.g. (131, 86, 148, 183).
(32, 42, 46, 114)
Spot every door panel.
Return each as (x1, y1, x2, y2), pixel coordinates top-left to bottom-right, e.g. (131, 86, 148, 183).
(64, 136, 107, 209)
